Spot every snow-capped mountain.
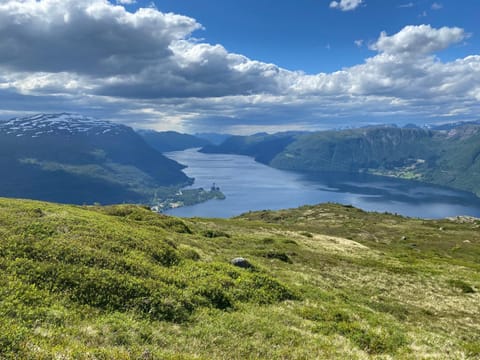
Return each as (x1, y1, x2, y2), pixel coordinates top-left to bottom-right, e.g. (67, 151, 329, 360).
(0, 113, 128, 137)
(0, 113, 191, 204)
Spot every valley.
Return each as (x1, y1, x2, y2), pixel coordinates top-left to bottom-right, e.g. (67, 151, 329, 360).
(201, 124, 480, 197)
(2, 1, 479, 359)
(165, 148, 480, 219)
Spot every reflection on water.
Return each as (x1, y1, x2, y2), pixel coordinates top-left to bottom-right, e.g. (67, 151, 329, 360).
(165, 148, 480, 219)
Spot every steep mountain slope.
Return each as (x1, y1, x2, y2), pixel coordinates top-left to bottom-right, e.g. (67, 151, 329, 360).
(0, 113, 191, 204)
(201, 126, 480, 196)
(0, 198, 479, 359)
(421, 125, 480, 195)
(137, 129, 210, 152)
(270, 127, 437, 172)
(200, 132, 301, 164)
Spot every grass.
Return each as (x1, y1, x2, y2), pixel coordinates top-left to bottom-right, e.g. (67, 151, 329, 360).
(0, 199, 479, 359)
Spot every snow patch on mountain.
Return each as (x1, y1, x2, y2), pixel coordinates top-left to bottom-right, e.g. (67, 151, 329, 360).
(0, 113, 128, 137)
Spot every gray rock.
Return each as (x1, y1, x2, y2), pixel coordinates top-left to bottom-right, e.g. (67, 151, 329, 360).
(230, 257, 253, 269)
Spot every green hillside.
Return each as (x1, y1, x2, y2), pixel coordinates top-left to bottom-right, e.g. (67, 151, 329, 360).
(0, 114, 191, 205)
(270, 127, 437, 172)
(1, 198, 479, 359)
(419, 125, 480, 195)
(201, 126, 480, 196)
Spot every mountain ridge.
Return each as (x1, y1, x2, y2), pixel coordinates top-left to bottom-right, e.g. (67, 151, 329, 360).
(0, 113, 191, 204)
(137, 129, 210, 152)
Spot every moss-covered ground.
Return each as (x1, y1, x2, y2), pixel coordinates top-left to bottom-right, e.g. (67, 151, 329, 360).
(0, 198, 479, 359)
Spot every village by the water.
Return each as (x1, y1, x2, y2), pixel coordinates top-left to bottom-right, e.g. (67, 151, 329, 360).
(151, 183, 225, 213)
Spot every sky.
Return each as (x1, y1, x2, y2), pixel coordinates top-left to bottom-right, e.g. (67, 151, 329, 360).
(0, 0, 479, 134)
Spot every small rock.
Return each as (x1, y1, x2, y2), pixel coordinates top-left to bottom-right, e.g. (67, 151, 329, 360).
(439, 227, 444, 231)
(463, 240, 471, 244)
(230, 257, 253, 269)
(401, 236, 407, 241)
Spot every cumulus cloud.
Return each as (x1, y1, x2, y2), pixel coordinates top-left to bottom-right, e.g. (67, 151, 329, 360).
(0, 0, 200, 75)
(329, 0, 363, 11)
(431, 2, 443, 10)
(369, 25, 466, 56)
(0, 1, 479, 133)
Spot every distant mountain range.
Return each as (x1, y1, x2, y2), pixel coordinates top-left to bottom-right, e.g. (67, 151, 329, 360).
(3, 113, 479, 204)
(194, 132, 233, 145)
(201, 124, 480, 196)
(0, 113, 191, 204)
(137, 129, 210, 152)
(426, 119, 480, 131)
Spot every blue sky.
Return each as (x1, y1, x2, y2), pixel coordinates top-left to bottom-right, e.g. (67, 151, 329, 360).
(0, 0, 479, 133)
(146, 0, 478, 73)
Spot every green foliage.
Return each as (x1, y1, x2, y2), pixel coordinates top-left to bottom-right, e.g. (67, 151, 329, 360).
(201, 229, 230, 238)
(260, 250, 292, 263)
(297, 304, 408, 355)
(448, 279, 476, 293)
(0, 198, 479, 358)
(464, 341, 480, 358)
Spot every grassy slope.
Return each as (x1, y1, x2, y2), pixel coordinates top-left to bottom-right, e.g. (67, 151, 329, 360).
(1, 198, 479, 359)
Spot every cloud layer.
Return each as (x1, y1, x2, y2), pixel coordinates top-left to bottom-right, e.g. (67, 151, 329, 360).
(0, 0, 478, 133)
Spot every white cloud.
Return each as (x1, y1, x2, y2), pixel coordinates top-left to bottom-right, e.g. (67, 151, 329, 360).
(398, 2, 414, 8)
(369, 25, 466, 56)
(330, 0, 363, 11)
(0, 0, 201, 75)
(431, 2, 443, 10)
(0, 1, 478, 133)
(354, 39, 364, 47)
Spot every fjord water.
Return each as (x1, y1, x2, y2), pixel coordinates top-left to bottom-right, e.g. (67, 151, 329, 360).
(165, 148, 480, 219)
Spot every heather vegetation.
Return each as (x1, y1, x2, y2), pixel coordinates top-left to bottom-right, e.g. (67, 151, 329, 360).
(1, 198, 479, 359)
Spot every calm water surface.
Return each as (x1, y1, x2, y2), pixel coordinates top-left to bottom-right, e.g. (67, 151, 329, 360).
(165, 148, 480, 219)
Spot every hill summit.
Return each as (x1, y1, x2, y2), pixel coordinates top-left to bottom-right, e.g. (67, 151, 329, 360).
(0, 198, 478, 358)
